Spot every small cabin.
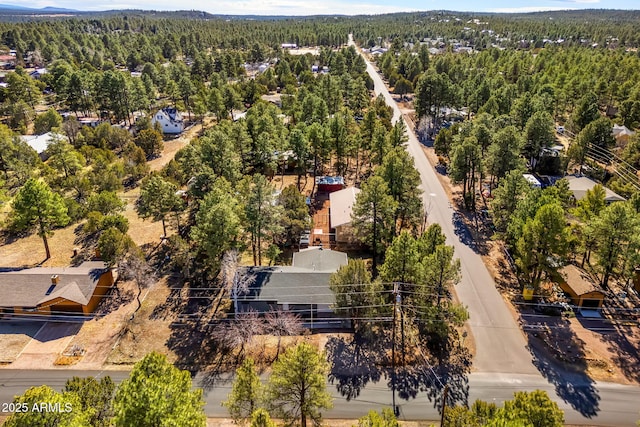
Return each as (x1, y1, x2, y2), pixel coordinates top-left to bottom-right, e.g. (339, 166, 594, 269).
(558, 265, 605, 309)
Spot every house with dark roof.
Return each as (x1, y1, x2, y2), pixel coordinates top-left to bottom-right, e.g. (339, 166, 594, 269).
(0, 261, 115, 316)
(235, 247, 348, 328)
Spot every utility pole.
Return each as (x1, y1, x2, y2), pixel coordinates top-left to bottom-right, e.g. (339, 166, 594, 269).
(440, 384, 449, 426)
(392, 282, 399, 416)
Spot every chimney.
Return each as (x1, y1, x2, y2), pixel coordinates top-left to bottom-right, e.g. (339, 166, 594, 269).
(51, 274, 59, 285)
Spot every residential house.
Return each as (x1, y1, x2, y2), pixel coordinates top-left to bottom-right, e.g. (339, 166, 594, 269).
(565, 175, 625, 203)
(316, 176, 345, 193)
(557, 264, 605, 309)
(29, 68, 48, 79)
(0, 261, 115, 316)
(235, 247, 348, 329)
(329, 186, 361, 244)
(612, 123, 635, 146)
(0, 54, 16, 69)
(20, 131, 68, 160)
(151, 107, 184, 134)
(78, 117, 103, 128)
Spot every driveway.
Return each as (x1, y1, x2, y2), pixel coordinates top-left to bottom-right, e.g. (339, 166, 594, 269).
(7, 322, 81, 369)
(0, 321, 43, 364)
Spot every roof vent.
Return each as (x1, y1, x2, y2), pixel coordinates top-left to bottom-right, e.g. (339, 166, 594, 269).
(51, 275, 59, 284)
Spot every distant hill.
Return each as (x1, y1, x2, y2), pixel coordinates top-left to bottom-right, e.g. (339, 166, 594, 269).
(0, 3, 78, 13)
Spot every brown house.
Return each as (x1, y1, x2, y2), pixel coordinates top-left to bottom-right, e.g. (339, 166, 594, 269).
(0, 261, 115, 316)
(558, 264, 605, 309)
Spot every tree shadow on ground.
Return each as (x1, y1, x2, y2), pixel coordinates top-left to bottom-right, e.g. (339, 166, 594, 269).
(149, 275, 187, 321)
(595, 321, 640, 383)
(325, 329, 470, 408)
(524, 316, 600, 418)
(93, 283, 135, 315)
(325, 331, 385, 401)
(453, 211, 493, 256)
(167, 316, 238, 387)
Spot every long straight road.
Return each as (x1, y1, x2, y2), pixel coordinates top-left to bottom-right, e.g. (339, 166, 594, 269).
(0, 369, 638, 425)
(349, 35, 640, 425)
(349, 35, 538, 376)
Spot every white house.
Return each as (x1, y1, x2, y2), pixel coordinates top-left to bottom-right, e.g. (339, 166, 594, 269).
(151, 107, 184, 134)
(522, 173, 542, 188)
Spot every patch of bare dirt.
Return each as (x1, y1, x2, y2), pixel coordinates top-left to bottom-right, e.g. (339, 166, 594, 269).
(106, 276, 177, 366)
(147, 120, 205, 172)
(0, 222, 79, 267)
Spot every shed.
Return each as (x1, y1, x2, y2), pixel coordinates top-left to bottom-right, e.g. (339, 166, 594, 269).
(558, 265, 605, 308)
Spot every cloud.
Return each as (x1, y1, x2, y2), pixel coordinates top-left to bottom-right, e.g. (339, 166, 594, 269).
(551, 0, 599, 3)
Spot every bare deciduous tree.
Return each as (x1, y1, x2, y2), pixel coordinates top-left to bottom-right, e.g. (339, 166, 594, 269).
(213, 311, 265, 359)
(118, 253, 155, 317)
(265, 309, 303, 358)
(219, 249, 255, 315)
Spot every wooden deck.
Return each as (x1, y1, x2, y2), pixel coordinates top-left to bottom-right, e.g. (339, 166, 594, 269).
(311, 192, 333, 248)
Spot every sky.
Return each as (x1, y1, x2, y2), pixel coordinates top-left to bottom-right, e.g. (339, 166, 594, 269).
(4, 0, 639, 16)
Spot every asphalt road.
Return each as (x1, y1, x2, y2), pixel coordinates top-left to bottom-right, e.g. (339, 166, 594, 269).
(348, 35, 640, 424)
(0, 370, 638, 425)
(349, 35, 538, 376)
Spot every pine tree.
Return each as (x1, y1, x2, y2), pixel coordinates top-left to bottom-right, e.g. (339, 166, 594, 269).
(223, 358, 264, 424)
(266, 343, 333, 427)
(351, 175, 397, 275)
(11, 178, 70, 260)
(113, 352, 206, 427)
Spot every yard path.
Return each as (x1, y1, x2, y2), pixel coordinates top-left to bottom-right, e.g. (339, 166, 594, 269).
(147, 120, 207, 172)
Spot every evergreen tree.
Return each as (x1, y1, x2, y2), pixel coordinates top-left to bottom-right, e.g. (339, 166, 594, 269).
(266, 343, 333, 427)
(113, 352, 206, 427)
(377, 147, 423, 234)
(11, 178, 70, 259)
(351, 175, 397, 275)
(223, 358, 264, 424)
